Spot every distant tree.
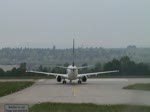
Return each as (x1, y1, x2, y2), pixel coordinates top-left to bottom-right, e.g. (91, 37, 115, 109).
(64, 63, 69, 67)
(95, 62, 102, 72)
(43, 67, 48, 72)
(47, 67, 51, 72)
(20, 62, 27, 71)
(119, 56, 131, 75)
(39, 65, 43, 71)
(0, 68, 5, 76)
(120, 56, 130, 65)
(111, 59, 121, 70)
(11, 67, 17, 75)
(14, 62, 27, 76)
(81, 63, 88, 73)
(103, 58, 120, 75)
(103, 62, 113, 71)
(136, 63, 150, 75)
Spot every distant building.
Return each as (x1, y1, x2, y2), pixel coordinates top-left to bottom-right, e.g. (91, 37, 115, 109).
(53, 45, 56, 51)
(53, 45, 56, 56)
(127, 45, 137, 49)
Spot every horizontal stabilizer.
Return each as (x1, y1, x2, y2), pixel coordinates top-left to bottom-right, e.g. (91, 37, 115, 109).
(77, 65, 94, 69)
(56, 66, 68, 69)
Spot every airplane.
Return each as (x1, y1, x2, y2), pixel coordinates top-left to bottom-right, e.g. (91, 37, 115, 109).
(27, 39, 119, 84)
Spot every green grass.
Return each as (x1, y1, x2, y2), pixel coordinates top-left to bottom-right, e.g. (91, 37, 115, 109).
(0, 81, 34, 97)
(123, 83, 150, 91)
(29, 102, 150, 112)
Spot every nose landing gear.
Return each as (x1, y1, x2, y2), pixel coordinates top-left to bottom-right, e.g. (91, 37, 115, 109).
(62, 80, 66, 84)
(78, 80, 82, 84)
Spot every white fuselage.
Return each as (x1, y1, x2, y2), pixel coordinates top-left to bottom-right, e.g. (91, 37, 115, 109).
(67, 65, 78, 80)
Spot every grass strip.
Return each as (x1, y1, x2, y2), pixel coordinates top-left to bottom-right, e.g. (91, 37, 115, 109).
(30, 102, 150, 112)
(0, 81, 34, 97)
(123, 83, 150, 91)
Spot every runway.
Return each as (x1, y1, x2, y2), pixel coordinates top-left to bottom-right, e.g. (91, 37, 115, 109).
(0, 78, 150, 110)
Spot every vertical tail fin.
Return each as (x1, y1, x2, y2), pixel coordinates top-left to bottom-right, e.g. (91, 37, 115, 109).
(73, 39, 75, 66)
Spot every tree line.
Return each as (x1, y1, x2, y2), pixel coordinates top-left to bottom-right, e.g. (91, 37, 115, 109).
(0, 47, 150, 69)
(0, 56, 150, 77)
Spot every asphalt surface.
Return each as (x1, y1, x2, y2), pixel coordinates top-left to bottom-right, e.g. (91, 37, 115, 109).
(0, 78, 150, 111)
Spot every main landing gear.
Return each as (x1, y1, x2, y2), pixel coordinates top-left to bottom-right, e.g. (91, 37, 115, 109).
(78, 80, 82, 84)
(62, 80, 67, 84)
(62, 80, 82, 84)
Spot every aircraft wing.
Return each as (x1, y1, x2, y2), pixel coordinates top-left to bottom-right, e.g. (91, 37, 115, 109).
(77, 70, 119, 78)
(26, 70, 68, 78)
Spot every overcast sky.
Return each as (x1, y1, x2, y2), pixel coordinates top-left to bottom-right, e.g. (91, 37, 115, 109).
(0, 0, 150, 48)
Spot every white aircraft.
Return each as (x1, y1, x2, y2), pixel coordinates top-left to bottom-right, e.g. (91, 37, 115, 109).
(27, 39, 119, 84)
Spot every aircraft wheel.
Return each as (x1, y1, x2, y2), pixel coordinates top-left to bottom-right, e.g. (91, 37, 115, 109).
(65, 81, 67, 84)
(78, 80, 81, 84)
(63, 80, 66, 84)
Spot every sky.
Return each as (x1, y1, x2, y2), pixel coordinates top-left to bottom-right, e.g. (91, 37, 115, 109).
(0, 0, 150, 48)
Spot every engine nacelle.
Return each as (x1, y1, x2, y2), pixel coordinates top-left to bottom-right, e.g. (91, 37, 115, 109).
(81, 76, 87, 82)
(56, 76, 62, 82)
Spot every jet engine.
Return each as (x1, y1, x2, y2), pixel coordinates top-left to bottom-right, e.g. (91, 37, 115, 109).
(56, 76, 62, 82)
(81, 76, 87, 82)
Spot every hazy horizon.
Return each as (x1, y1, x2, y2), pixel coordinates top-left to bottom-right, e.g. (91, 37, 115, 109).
(0, 0, 150, 48)
(0, 44, 149, 49)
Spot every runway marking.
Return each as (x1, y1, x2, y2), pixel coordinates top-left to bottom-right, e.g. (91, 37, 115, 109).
(72, 87, 78, 96)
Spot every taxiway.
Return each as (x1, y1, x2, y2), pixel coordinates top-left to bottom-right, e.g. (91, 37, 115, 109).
(0, 78, 150, 111)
